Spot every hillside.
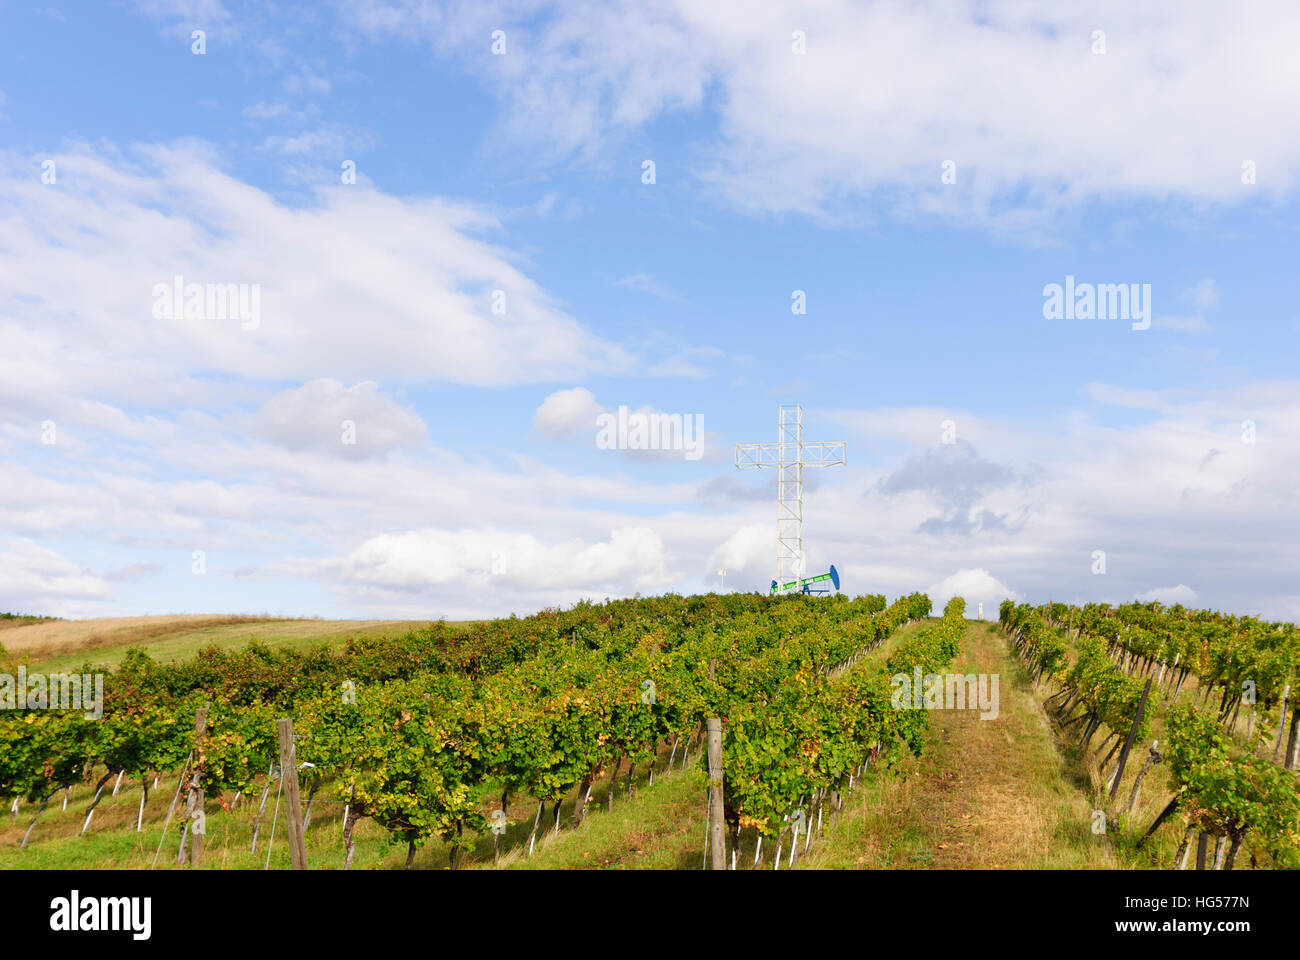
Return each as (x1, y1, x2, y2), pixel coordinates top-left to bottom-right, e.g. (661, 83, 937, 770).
(0, 615, 435, 672)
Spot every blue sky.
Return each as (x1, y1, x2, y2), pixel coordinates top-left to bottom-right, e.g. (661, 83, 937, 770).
(1, 1, 1298, 621)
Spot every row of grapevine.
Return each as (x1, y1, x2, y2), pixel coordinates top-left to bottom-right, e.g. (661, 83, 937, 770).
(720, 596, 967, 862)
(1160, 705, 1300, 868)
(2, 590, 960, 866)
(1053, 601, 1299, 751)
(998, 600, 1300, 868)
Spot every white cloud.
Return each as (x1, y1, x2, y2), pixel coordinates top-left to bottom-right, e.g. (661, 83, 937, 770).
(335, 525, 669, 596)
(533, 387, 604, 438)
(927, 568, 1022, 616)
(343, 1, 1300, 222)
(0, 142, 631, 416)
(708, 523, 771, 581)
(1135, 584, 1199, 606)
(532, 388, 720, 462)
(0, 539, 112, 612)
(253, 379, 427, 459)
(262, 127, 372, 156)
(3, 378, 1300, 620)
(816, 382, 1300, 620)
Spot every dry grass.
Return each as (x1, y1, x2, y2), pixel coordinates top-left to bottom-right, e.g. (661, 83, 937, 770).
(4, 615, 285, 657)
(1, 615, 433, 671)
(0, 615, 59, 632)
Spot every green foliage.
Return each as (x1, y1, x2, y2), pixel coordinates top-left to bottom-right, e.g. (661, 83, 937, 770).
(1001, 598, 1299, 867)
(1167, 705, 1300, 865)
(0, 590, 958, 861)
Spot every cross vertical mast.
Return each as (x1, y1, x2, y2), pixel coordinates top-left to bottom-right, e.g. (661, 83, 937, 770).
(777, 404, 803, 587)
(734, 404, 846, 592)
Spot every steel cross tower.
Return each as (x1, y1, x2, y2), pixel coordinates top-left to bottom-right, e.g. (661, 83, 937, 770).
(734, 404, 846, 591)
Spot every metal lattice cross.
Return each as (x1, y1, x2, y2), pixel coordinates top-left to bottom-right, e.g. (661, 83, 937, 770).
(734, 404, 845, 591)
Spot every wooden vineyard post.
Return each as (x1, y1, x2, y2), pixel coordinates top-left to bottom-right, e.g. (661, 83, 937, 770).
(706, 717, 725, 871)
(1124, 741, 1160, 816)
(1272, 684, 1289, 763)
(182, 707, 207, 866)
(1108, 676, 1152, 803)
(1175, 827, 1195, 869)
(277, 719, 309, 870)
(1286, 707, 1300, 771)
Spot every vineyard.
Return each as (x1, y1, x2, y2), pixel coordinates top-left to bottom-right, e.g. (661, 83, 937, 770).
(1, 591, 970, 868)
(1000, 600, 1300, 869)
(1, 592, 1296, 871)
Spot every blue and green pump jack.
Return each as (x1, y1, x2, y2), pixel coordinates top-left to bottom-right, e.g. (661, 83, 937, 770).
(770, 565, 839, 596)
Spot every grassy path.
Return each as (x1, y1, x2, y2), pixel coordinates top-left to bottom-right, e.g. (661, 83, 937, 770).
(803, 619, 1132, 868)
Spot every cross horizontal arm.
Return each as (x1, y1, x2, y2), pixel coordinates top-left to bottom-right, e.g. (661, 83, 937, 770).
(733, 440, 847, 468)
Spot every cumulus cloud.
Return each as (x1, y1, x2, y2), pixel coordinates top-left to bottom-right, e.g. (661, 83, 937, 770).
(850, 384, 1299, 618)
(0, 539, 112, 612)
(707, 523, 772, 582)
(533, 387, 604, 438)
(877, 440, 1019, 534)
(5, 5, 1297, 627)
(254, 379, 427, 459)
(1135, 584, 1199, 606)
(335, 520, 670, 595)
(927, 568, 1022, 617)
(0, 141, 631, 420)
(3, 379, 1300, 620)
